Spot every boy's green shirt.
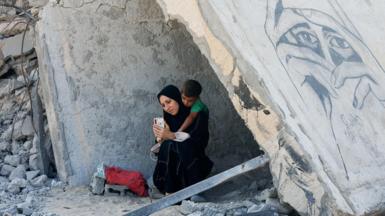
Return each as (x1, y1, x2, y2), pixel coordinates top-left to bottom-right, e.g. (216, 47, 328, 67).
(191, 99, 208, 114)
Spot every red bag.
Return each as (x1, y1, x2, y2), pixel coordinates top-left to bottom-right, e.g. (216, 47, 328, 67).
(105, 166, 148, 197)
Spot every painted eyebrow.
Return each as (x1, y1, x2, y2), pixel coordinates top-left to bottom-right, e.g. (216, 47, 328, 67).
(290, 23, 311, 31)
(276, 22, 311, 46)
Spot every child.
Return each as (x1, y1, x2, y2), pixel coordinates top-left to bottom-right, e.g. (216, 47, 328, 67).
(178, 80, 208, 132)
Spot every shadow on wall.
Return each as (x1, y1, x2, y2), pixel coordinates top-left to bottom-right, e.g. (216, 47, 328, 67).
(163, 20, 265, 173)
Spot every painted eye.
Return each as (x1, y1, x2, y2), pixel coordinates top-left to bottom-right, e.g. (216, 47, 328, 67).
(296, 31, 319, 48)
(329, 36, 350, 49)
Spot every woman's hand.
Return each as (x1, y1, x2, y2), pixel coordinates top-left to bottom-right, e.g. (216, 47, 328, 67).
(153, 123, 176, 141)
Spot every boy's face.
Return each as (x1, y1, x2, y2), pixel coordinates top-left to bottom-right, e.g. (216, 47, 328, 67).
(182, 94, 197, 108)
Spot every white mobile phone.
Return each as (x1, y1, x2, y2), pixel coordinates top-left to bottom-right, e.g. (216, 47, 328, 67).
(154, 117, 164, 128)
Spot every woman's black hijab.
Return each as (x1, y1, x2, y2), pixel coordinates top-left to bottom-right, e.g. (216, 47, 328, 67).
(157, 85, 189, 132)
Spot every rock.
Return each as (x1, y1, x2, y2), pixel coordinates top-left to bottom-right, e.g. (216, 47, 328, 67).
(9, 165, 26, 181)
(0, 176, 9, 183)
(247, 204, 264, 213)
(11, 140, 21, 155)
(30, 175, 47, 187)
(233, 207, 248, 216)
(17, 202, 33, 216)
(264, 198, 293, 215)
(23, 140, 32, 150)
(180, 200, 201, 214)
(4, 155, 21, 166)
(10, 116, 35, 141)
(1, 164, 15, 176)
(21, 116, 35, 138)
(12, 177, 29, 188)
(202, 207, 225, 216)
(19, 150, 29, 164)
(3, 119, 12, 125)
(7, 177, 28, 193)
(2, 205, 17, 215)
(26, 170, 40, 181)
(0, 141, 10, 151)
(50, 179, 65, 188)
(0, 181, 8, 191)
(29, 154, 39, 170)
(0, 126, 13, 141)
(254, 187, 277, 202)
(25, 194, 36, 206)
(90, 175, 105, 195)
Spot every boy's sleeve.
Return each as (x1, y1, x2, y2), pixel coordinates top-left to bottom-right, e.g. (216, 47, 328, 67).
(191, 101, 204, 113)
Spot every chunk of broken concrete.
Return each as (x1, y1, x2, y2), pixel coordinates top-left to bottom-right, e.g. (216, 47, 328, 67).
(28, 154, 39, 170)
(26, 170, 40, 181)
(30, 174, 47, 187)
(0, 164, 15, 176)
(21, 116, 35, 138)
(254, 187, 277, 202)
(264, 198, 293, 215)
(0, 141, 10, 151)
(90, 175, 105, 195)
(8, 178, 28, 193)
(4, 155, 21, 166)
(17, 201, 33, 216)
(9, 165, 26, 181)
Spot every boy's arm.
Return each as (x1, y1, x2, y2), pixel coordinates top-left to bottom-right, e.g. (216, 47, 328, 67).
(178, 112, 198, 132)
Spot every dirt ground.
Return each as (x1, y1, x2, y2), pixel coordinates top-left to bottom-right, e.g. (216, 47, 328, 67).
(40, 186, 151, 216)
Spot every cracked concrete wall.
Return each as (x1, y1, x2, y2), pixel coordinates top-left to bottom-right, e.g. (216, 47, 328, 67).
(156, 0, 385, 215)
(34, 0, 261, 185)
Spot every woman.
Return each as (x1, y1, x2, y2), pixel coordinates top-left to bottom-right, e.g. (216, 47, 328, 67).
(152, 85, 213, 195)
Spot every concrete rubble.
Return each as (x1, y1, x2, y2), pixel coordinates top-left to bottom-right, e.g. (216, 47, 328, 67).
(2, 0, 385, 215)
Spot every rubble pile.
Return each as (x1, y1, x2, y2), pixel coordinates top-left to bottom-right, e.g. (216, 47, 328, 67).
(0, 51, 61, 216)
(150, 186, 294, 216)
(0, 2, 60, 215)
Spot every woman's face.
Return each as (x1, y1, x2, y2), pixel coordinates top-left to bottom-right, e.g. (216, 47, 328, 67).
(159, 95, 179, 116)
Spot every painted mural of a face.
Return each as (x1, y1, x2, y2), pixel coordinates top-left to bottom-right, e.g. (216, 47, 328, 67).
(265, 0, 385, 180)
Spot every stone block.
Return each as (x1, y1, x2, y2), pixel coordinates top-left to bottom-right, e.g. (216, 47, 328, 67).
(21, 116, 35, 138)
(17, 201, 33, 216)
(9, 165, 26, 181)
(26, 170, 40, 181)
(29, 154, 39, 170)
(0, 176, 9, 183)
(264, 198, 292, 215)
(7, 178, 28, 193)
(254, 187, 277, 202)
(30, 175, 47, 187)
(0, 164, 15, 176)
(23, 140, 32, 150)
(4, 155, 21, 166)
(0, 141, 10, 151)
(90, 175, 105, 195)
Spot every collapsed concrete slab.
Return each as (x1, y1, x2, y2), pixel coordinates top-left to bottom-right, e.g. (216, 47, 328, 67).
(35, 0, 262, 186)
(155, 0, 385, 215)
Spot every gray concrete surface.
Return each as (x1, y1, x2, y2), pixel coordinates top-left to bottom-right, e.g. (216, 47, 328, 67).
(35, 0, 261, 187)
(156, 0, 385, 215)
